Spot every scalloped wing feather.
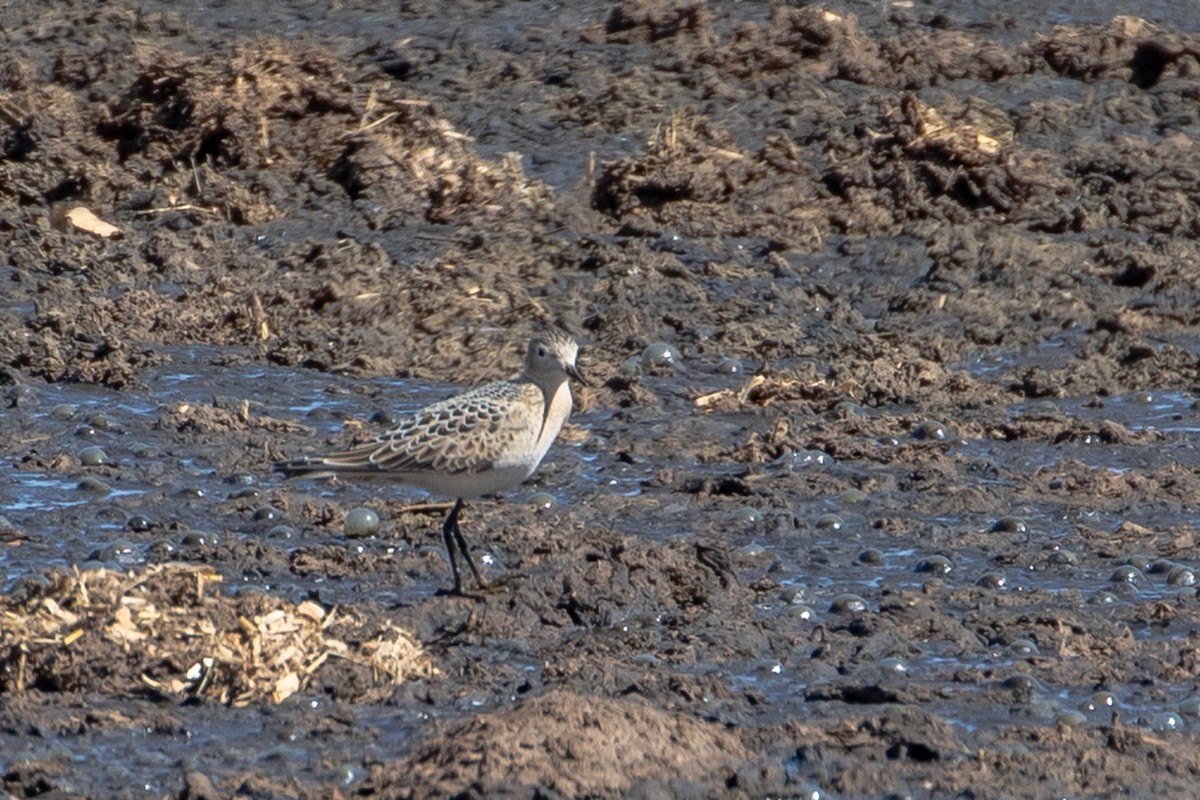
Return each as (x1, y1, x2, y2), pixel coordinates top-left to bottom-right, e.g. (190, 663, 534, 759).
(290, 380, 546, 477)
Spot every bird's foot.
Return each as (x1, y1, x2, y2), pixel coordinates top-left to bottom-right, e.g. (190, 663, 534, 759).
(435, 570, 526, 598)
(483, 570, 527, 590)
(434, 584, 488, 600)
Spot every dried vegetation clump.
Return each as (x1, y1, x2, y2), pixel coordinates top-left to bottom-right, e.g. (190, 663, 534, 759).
(2, 34, 561, 386)
(0, 563, 433, 704)
(0, 39, 549, 225)
(593, 110, 825, 249)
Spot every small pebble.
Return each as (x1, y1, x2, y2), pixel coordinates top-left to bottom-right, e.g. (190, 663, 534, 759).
(731, 506, 762, 525)
(716, 357, 742, 375)
(1009, 638, 1039, 656)
(127, 515, 153, 532)
(527, 492, 556, 509)
(1056, 710, 1087, 727)
(335, 763, 359, 787)
(785, 449, 832, 470)
(1150, 712, 1184, 732)
(829, 593, 869, 614)
(838, 489, 868, 505)
(1047, 548, 1078, 566)
(77, 477, 111, 495)
(7, 385, 37, 407)
(252, 506, 282, 523)
(641, 342, 681, 372)
(781, 587, 808, 605)
(1167, 565, 1196, 587)
(976, 571, 1007, 589)
(266, 525, 297, 540)
(736, 543, 767, 558)
(1001, 674, 1041, 693)
(369, 409, 398, 426)
(51, 403, 77, 419)
(92, 540, 142, 566)
(193, 447, 221, 467)
(1110, 581, 1139, 600)
(1080, 691, 1117, 713)
(1030, 399, 1060, 416)
(85, 411, 114, 430)
(6, 573, 51, 602)
(785, 604, 816, 621)
(814, 513, 844, 531)
(858, 548, 884, 565)
(79, 446, 109, 466)
(911, 419, 951, 441)
(1177, 695, 1200, 717)
(914, 554, 953, 575)
(1110, 565, 1143, 585)
(1126, 554, 1152, 571)
(180, 532, 216, 548)
(991, 515, 1028, 534)
(344, 507, 380, 538)
(146, 539, 177, 559)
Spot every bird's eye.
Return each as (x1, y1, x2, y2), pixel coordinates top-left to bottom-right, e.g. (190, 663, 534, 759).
(537, 346, 547, 357)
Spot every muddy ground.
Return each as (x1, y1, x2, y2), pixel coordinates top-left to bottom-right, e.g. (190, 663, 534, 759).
(4, 0, 1200, 797)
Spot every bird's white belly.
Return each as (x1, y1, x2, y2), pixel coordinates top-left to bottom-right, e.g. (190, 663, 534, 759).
(401, 462, 535, 499)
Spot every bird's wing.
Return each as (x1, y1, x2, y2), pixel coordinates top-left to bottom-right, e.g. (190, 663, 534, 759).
(278, 380, 545, 477)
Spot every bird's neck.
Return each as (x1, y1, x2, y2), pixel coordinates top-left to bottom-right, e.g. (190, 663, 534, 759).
(535, 378, 572, 447)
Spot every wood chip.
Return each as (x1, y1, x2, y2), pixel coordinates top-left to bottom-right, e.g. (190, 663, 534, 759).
(273, 672, 300, 703)
(63, 207, 123, 239)
(296, 601, 326, 622)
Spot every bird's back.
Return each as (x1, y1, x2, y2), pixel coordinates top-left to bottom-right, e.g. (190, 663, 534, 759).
(277, 378, 551, 496)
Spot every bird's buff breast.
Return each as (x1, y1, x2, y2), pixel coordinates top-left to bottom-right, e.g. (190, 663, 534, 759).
(399, 381, 572, 499)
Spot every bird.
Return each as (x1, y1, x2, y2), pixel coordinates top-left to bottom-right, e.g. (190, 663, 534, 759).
(275, 328, 587, 595)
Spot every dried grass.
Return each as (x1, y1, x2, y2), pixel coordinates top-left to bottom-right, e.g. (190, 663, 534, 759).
(0, 563, 434, 705)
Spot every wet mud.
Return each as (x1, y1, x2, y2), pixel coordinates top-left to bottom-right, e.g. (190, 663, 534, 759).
(4, 1, 1200, 797)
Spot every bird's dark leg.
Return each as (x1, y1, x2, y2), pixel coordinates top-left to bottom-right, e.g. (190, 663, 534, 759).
(441, 498, 466, 594)
(450, 502, 489, 591)
(441, 498, 489, 594)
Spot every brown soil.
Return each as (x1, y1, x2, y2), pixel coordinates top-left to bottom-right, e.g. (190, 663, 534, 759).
(4, 1, 1200, 798)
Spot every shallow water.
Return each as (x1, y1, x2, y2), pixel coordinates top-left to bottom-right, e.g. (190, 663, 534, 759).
(7, 349, 1200, 762)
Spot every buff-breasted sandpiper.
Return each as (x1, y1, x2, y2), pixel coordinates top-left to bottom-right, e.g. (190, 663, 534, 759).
(276, 328, 587, 595)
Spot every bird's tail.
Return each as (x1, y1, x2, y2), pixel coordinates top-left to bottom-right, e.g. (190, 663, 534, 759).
(274, 443, 387, 478)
